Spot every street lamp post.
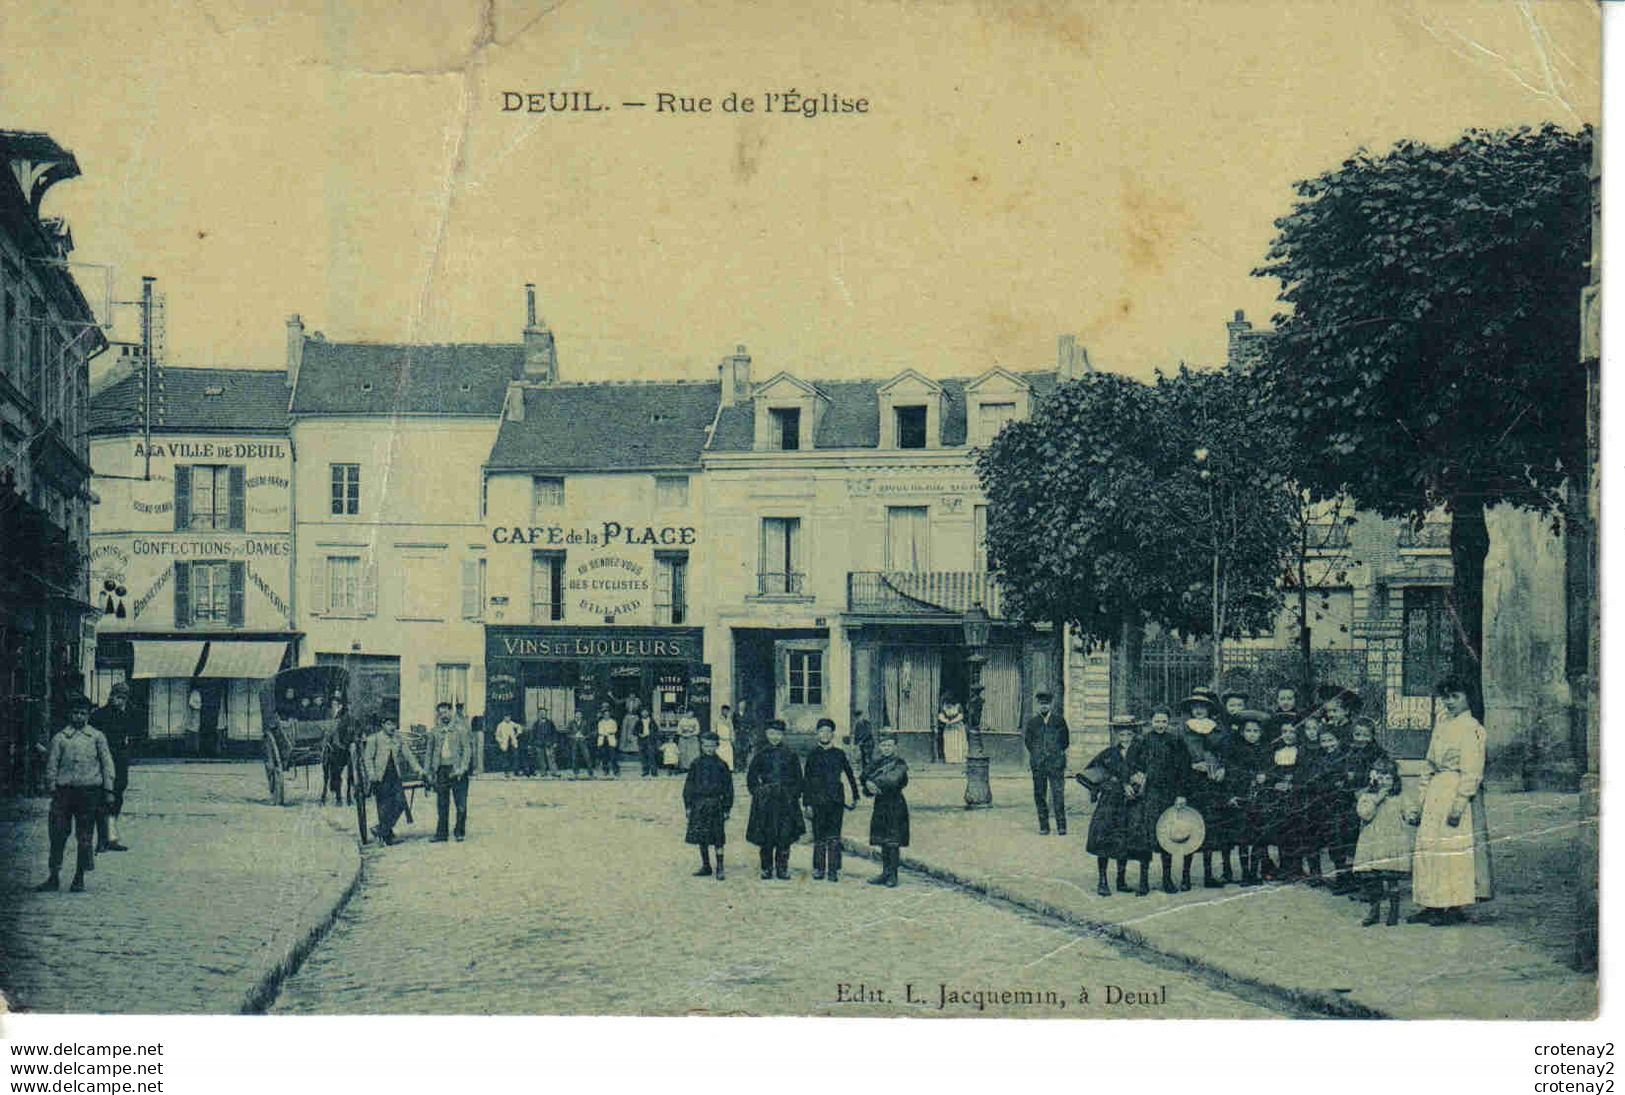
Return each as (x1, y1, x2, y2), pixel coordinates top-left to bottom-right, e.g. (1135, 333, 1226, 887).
(1194, 446, 1223, 687)
(962, 602, 992, 809)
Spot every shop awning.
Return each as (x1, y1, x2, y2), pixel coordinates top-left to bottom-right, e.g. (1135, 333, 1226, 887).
(130, 640, 208, 680)
(197, 641, 288, 680)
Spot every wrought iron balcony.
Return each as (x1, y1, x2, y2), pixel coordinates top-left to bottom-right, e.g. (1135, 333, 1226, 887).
(756, 571, 806, 596)
(847, 571, 1007, 617)
(1398, 522, 1451, 550)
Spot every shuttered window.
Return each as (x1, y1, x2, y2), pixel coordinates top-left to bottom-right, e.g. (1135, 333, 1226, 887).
(532, 551, 565, 622)
(461, 556, 486, 620)
(655, 551, 688, 625)
(174, 560, 244, 628)
(175, 465, 245, 531)
(885, 506, 929, 571)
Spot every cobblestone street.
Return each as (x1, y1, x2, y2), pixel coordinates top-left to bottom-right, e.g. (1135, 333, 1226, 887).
(272, 773, 1284, 1018)
(1, 764, 357, 1013)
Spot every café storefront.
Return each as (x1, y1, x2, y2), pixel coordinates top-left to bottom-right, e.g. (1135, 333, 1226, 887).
(484, 626, 711, 745)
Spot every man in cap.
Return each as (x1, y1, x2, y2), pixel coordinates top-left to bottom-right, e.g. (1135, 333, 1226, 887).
(426, 701, 475, 842)
(802, 717, 860, 881)
(36, 695, 115, 892)
(91, 681, 141, 852)
(1022, 690, 1071, 835)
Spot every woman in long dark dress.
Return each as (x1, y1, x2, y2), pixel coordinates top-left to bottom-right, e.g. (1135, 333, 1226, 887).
(683, 731, 734, 880)
(746, 719, 804, 880)
(1077, 717, 1138, 896)
(1124, 706, 1188, 896)
(863, 734, 909, 888)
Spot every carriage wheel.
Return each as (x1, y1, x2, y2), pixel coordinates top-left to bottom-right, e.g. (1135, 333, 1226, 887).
(263, 736, 286, 806)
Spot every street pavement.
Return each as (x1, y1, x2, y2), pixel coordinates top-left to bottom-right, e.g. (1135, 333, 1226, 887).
(271, 773, 1284, 1017)
(0, 764, 357, 1014)
(859, 769, 1595, 1020)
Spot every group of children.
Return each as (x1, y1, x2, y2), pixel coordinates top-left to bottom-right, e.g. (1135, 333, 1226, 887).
(681, 717, 911, 887)
(1078, 684, 1416, 927)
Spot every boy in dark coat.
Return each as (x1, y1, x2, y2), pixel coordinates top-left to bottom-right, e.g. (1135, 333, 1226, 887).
(1261, 721, 1306, 881)
(746, 719, 804, 879)
(1077, 716, 1137, 895)
(863, 733, 909, 887)
(683, 731, 734, 880)
(803, 717, 860, 882)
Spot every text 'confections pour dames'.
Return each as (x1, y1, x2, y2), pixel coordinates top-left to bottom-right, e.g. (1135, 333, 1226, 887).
(499, 90, 870, 117)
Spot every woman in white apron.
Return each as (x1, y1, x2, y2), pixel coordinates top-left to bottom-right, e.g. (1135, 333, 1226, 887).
(715, 704, 736, 769)
(938, 697, 968, 765)
(1406, 677, 1494, 925)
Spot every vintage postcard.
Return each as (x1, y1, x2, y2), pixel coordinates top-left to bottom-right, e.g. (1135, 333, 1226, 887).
(0, 0, 1602, 1033)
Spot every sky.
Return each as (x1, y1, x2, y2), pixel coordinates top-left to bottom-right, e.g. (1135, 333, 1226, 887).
(3, 0, 1600, 384)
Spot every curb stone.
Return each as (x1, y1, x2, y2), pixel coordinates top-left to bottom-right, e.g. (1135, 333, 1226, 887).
(237, 808, 365, 1015)
(838, 837, 1384, 1020)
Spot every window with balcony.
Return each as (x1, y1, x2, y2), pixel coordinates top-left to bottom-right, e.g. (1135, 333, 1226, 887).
(655, 475, 690, 508)
(758, 516, 803, 595)
(787, 649, 824, 706)
(885, 506, 929, 570)
(330, 463, 360, 516)
(895, 405, 928, 449)
(532, 550, 566, 622)
(655, 551, 689, 624)
(1402, 587, 1455, 696)
(769, 407, 802, 451)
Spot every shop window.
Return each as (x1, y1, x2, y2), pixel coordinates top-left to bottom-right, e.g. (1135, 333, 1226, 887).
(895, 405, 928, 449)
(330, 463, 360, 516)
(655, 475, 690, 508)
(787, 650, 824, 706)
(1402, 587, 1455, 696)
(175, 560, 243, 628)
(326, 555, 363, 615)
(885, 506, 929, 571)
(758, 517, 803, 595)
(532, 550, 566, 622)
(436, 663, 470, 710)
(532, 475, 565, 519)
(769, 407, 801, 451)
(655, 551, 688, 624)
(175, 464, 244, 531)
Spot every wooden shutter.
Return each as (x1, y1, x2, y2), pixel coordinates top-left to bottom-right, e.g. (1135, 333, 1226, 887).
(228, 562, 246, 627)
(174, 561, 191, 628)
(307, 557, 327, 616)
(461, 558, 480, 619)
(361, 560, 378, 616)
(227, 465, 246, 531)
(173, 465, 191, 531)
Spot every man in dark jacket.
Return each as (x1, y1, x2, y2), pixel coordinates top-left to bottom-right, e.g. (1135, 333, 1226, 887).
(1023, 690, 1070, 835)
(90, 682, 141, 852)
(746, 719, 804, 879)
(802, 717, 860, 882)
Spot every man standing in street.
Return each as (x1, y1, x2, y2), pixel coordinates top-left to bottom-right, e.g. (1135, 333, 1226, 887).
(35, 695, 114, 892)
(426, 701, 474, 842)
(494, 709, 522, 778)
(91, 681, 140, 852)
(362, 714, 426, 845)
(531, 709, 560, 778)
(850, 705, 875, 792)
(1023, 690, 1070, 836)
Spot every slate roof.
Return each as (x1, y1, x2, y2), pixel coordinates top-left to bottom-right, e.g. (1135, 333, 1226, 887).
(88, 366, 290, 435)
(707, 370, 1061, 451)
(488, 382, 723, 471)
(288, 340, 525, 416)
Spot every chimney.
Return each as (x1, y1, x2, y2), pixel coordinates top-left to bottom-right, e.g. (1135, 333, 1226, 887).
(285, 314, 304, 389)
(1226, 309, 1253, 369)
(1056, 334, 1093, 381)
(718, 343, 752, 406)
(522, 283, 557, 383)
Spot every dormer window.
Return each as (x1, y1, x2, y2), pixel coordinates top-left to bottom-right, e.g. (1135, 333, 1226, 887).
(977, 401, 1017, 441)
(965, 369, 1034, 446)
(895, 406, 928, 449)
(770, 407, 801, 451)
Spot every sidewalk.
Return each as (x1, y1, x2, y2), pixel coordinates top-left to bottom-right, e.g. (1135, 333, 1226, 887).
(843, 773, 1594, 1020)
(0, 764, 360, 1014)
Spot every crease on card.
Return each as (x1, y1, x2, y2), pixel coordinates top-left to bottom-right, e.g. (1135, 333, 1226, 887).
(1411, 0, 1590, 122)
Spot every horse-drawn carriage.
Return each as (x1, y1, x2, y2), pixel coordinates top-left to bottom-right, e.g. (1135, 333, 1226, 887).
(258, 665, 359, 807)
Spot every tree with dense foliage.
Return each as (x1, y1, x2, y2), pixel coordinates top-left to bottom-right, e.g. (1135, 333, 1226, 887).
(976, 367, 1294, 699)
(1252, 125, 1592, 715)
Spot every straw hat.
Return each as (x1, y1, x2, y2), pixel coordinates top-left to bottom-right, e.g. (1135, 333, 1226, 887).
(1156, 802, 1206, 857)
